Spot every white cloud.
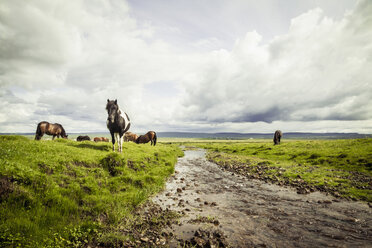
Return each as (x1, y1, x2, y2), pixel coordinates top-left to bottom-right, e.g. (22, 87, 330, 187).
(178, 0, 372, 129)
(0, 0, 371, 134)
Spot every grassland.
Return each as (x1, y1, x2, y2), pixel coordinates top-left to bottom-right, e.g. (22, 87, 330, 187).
(179, 139, 372, 202)
(0, 135, 183, 247)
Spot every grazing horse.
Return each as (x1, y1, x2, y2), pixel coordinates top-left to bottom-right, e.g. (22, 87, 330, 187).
(35, 121, 68, 140)
(94, 137, 109, 142)
(136, 131, 157, 146)
(124, 132, 138, 142)
(106, 99, 131, 152)
(77, 135, 91, 141)
(273, 130, 282, 145)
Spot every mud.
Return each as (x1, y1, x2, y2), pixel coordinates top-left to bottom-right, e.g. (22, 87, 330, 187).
(153, 149, 372, 247)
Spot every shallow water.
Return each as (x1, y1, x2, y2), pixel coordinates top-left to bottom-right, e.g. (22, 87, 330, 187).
(153, 149, 372, 247)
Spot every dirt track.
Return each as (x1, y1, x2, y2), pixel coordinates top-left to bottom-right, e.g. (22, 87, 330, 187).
(153, 148, 372, 247)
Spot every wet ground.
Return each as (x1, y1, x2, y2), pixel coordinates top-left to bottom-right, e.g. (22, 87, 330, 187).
(153, 149, 372, 247)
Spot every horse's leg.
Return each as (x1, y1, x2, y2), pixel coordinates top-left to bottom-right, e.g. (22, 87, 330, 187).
(115, 133, 119, 152)
(119, 135, 123, 153)
(116, 133, 120, 152)
(111, 132, 115, 151)
(117, 133, 122, 152)
(115, 133, 120, 152)
(52, 135, 55, 140)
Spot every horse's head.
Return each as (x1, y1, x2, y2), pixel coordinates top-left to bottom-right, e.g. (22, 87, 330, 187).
(61, 130, 68, 139)
(106, 99, 119, 123)
(58, 124, 68, 139)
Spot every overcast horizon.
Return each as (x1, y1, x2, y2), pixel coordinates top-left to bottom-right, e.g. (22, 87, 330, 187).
(1, 0, 371, 134)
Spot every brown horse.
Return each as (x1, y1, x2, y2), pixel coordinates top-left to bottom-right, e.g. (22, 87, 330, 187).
(94, 137, 109, 142)
(124, 132, 138, 142)
(35, 121, 68, 140)
(135, 131, 157, 146)
(77, 135, 91, 141)
(273, 130, 282, 145)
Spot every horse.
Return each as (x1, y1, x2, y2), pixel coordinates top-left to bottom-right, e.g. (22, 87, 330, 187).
(273, 130, 282, 145)
(35, 121, 68, 140)
(135, 131, 157, 146)
(124, 132, 138, 142)
(106, 99, 131, 152)
(77, 135, 91, 141)
(94, 137, 109, 142)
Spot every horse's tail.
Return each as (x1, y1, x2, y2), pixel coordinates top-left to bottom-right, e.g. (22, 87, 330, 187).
(35, 123, 42, 140)
(123, 112, 131, 134)
(153, 132, 157, 146)
(123, 122, 131, 134)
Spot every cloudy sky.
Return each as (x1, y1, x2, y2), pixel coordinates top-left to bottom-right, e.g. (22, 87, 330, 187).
(1, 0, 371, 134)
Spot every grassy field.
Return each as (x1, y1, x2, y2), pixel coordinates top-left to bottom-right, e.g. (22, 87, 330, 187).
(0, 135, 183, 247)
(179, 139, 372, 202)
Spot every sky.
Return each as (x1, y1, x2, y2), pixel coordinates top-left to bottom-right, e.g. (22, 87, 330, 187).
(0, 0, 371, 134)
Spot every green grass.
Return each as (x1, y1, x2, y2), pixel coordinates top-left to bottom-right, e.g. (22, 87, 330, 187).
(180, 139, 372, 202)
(0, 135, 183, 247)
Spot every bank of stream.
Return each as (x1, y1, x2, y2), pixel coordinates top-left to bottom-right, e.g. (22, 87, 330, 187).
(152, 148, 372, 247)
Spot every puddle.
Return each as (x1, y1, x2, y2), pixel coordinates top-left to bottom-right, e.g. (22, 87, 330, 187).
(153, 149, 372, 247)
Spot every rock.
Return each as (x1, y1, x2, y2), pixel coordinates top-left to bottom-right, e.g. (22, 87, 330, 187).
(297, 187, 310, 194)
(140, 237, 149, 242)
(193, 236, 207, 247)
(177, 188, 182, 193)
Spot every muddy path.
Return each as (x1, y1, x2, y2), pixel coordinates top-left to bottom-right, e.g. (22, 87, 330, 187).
(153, 148, 372, 247)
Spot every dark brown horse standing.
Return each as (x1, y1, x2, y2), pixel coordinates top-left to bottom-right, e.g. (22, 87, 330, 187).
(136, 131, 157, 146)
(273, 130, 282, 145)
(35, 121, 68, 140)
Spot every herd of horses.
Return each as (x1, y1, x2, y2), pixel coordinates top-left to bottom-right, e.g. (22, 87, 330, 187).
(34, 99, 157, 151)
(34, 99, 281, 151)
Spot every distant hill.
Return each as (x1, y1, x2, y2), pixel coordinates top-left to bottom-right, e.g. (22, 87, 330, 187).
(1, 132, 371, 140)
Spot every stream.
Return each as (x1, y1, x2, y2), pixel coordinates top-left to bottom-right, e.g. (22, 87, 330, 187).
(153, 149, 372, 247)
